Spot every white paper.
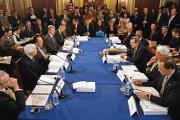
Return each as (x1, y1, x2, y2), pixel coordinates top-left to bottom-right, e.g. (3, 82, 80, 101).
(26, 94, 49, 106)
(76, 36, 89, 41)
(48, 61, 64, 70)
(71, 53, 76, 61)
(32, 85, 54, 94)
(56, 79, 65, 93)
(113, 44, 127, 52)
(106, 55, 125, 63)
(64, 61, 69, 70)
(73, 81, 96, 92)
(109, 37, 121, 44)
(47, 68, 59, 73)
(140, 99, 168, 115)
(37, 75, 57, 84)
(102, 55, 107, 63)
(128, 96, 137, 116)
(121, 65, 138, 71)
(117, 70, 125, 82)
(132, 85, 160, 97)
(64, 40, 74, 47)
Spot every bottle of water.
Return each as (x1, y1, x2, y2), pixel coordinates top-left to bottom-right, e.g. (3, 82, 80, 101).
(112, 63, 119, 73)
(124, 82, 132, 96)
(58, 68, 65, 80)
(108, 40, 112, 48)
(53, 91, 59, 105)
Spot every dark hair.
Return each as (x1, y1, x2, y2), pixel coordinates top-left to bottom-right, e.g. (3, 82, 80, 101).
(33, 34, 44, 43)
(172, 28, 180, 35)
(4, 28, 12, 33)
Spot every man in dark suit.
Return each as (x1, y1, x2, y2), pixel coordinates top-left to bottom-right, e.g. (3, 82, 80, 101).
(123, 25, 134, 48)
(135, 30, 149, 47)
(70, 18, 81, 36)
(149, 23, 160, 42)
(168, 8, 180, 32)
(55, 24, 66, 47)
(123, 37, 148, 73)
(24, 21, 35, 38)
(44, 25, 60, 55)
(0, 70, 25, 120)
(34, 35, 49, 73)
(134, 59, 180, 120)
(130, 9, 141, 32)
(140, 8, 152, 39)
(156, 7, 168, 29)
(80, 19, 94, 37)
(19, 44, 41, 91)
(159, 26, 171, 45)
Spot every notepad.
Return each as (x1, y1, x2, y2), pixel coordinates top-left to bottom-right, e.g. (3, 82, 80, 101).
(26, 94, 49, 106)
(32, 85, 54, 94)
(37, 75, 57, 84)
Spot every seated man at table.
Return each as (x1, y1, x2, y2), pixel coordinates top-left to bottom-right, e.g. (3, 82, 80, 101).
(134, 59, 180, 120)
(19, 44, 41, 92)
(0, 70, 25, 120)
(44, 25, 60, 55)
(120, 37, 148, 73)
(145, 45, 170, 81)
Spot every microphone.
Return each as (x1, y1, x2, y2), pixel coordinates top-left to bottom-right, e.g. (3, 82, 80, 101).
(38, 79, 65, 99)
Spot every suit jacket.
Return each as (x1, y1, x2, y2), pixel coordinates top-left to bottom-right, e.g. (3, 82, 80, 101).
(156, 13, 168, 28)
(143, 70, 180, 120)
(44, 34, 60, 55)
(159, 33, 171, 45)
(106, 26, 117, 37)
(19, 55, 41, 91)
(130, 14, 142, 31)
(123, 32, 134, 48)
(23, 27, 35, 38)
(54, 30, 65, 47)
(0, 90, 25, 120)
(127, 44, 148, 73)
(70, 23, 81, 36)
(33, 24, 47, 35)
(149, 30, 160, 42)
(170, 37, 180, 51)
(80, 24, 94, 37)
(34, 47, 49, 74)
(168, 15, 180, 32)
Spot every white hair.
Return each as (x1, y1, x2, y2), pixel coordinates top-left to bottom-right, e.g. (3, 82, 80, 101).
(156, 45, 170, 56)
(24, 44, 36, 55)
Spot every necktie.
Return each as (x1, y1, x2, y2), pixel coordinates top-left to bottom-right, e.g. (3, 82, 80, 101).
(168, 16, 174, 27)
(4, 88, 16, 101)
(133, 48, 137, 58)
(160, 77, 169, 95)
(156, 13, 161, 23)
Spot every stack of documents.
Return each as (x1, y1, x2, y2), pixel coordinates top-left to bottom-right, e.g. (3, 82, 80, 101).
(49, 55, 66, 62)
(56, 52, 68, 60)
(109, 37, 121, 44)
(64, 39, 74, 47)
(37, 75, 57, 84)
(47, 61, 65, 73)
(113, 44, 127, 52)
(140, 99, 168, 115)
(132, 85, 168, 115)
(120, 65, 148, 82)
(105, 55, 126, 63)
(72, 81, 96, 92)
(76, 36, 89, 42)
(121, 65, 138, 71)
(132, 85, 160, 96)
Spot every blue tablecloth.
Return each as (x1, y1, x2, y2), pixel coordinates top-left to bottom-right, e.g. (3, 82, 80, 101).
(18, 37, 171, 120)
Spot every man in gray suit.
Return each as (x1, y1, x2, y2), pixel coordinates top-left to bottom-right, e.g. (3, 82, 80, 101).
(44, 25, 60, 55)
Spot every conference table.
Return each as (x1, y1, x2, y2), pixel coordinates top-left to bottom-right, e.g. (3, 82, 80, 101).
(18, 37, 171, 120)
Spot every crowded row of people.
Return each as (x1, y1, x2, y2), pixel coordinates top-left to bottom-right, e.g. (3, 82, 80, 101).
(0, 1, 180, 120)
